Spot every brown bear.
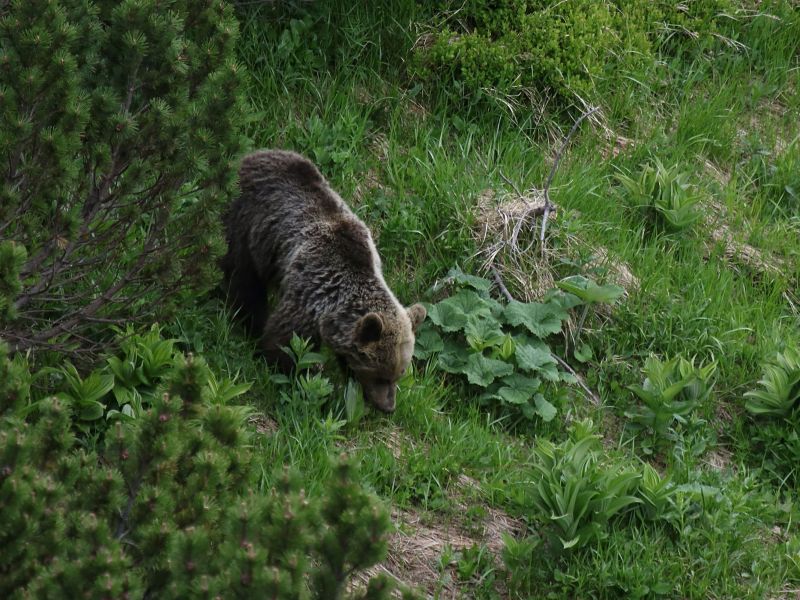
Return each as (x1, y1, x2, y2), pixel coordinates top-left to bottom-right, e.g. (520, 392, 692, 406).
(221, 149, 426, 413)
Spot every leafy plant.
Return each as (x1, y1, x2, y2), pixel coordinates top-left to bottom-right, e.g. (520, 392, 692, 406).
(752, 418, 800, 489)
(455, 543, 499, 594)
(556, 274, 624, 354)
(528, 420, 642, 551)
(418, 268, 627, 422)
(500, 533, 541, 594)
(416, 269, 573, 422)
(54, 363, 115, 423)
(410, 1, 733, 108)
(272, 333, 370, 425)
(616, 158, 703, 232)
(744, 345, 800, 487)
(104, 324, 181, 419)
(41, 325, 252, 442)
(303, 112, 367, 170)
(625, 355, 716, 454)
(744, 345, 800, 418)
(636, 463, 678, 524)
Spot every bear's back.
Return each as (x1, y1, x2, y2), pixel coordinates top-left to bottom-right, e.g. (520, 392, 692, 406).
(238, 150, 343, 218)
(232, 149, 376, 283)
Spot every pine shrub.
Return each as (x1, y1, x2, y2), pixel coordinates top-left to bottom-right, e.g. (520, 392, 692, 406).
(0, 0, 247, 356)
(0, 342, 397, 599)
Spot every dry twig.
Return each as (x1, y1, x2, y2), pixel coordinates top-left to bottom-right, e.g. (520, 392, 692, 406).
(522, 105, 599, 255)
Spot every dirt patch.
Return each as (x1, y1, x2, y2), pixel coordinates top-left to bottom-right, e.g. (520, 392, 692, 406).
(371, 133, 390, 163)
(703, 200, 785, 277)
(703, 159, 732, 187)
(473, 188, 638, 301)
(453, 474, 525, 556)
(601, 132, 635, 160)
(248, 412, 278, 436)
(406, 98, 429, 121)
(353, 475, 524, 598)
(473, 187, 555, 301)
(353, 167, 385, 203)
(348, 425, 412, 460)
(584, 246, 640, 295)
(703, 448, 734, 473)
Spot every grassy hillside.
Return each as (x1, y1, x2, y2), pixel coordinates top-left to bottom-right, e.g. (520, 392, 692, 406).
(175, 2, 800, 597)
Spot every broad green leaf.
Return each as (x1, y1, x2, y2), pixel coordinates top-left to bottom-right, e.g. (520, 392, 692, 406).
(446, 266, 493, 292)
(448, 290, 495, 319)
(427, 301, 468, 332)
(107, 355, 135, 383)
(438, 350, 470, 375)
(521, 401, 537, 420)
(543, 288, 584, 310)
(414, 327, 444, 359)
(560, 372, 578, 384)
(464, 316, 506, 350)
(463, 353, 513, 387)
(207, 377, 253, 404)
(496, 387, 531, 405)
(79, 372, 115, 403)
(534, 394, 557, 421)
(498, 335, 515, 360)
(269, 373, 291, 385)
(503, 301, 567, 337)
(437, 338, 472, 374)
(560, 535, 580, 549)
(574, 344, 593, 363)
(112, 386, 136, 407)
(344, 378, 365, 423)
(604, 495, 642, 517)
(78, 400, 106, 421)
(515, 342, 557, 373)
(675, 483, 721, 498)
(500, 373, 541, 395)
(557, 275, 625, 305)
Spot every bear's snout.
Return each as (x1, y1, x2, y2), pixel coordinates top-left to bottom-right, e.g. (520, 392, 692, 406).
(361, 378, 396, 413)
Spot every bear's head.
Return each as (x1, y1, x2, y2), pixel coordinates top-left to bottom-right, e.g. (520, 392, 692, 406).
(329, 304, 426, 413)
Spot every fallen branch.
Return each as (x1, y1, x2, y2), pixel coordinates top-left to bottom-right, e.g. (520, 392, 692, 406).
(509, 105, 600, 254)
(491, 267, 514, 303)
(552, 353, 601, 406)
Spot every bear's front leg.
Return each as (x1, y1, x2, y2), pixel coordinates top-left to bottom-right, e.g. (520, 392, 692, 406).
(261, 302, 316, 374)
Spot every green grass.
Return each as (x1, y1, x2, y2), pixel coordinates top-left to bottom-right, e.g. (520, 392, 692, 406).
(164, 1, 800, 597)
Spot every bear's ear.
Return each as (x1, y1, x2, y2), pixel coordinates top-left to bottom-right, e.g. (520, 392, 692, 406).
(407, 304, 426, 333)
(355, 312, 384, 345)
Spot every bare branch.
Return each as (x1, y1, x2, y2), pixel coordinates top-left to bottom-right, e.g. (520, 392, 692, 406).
(552, 353, 601, 406)
(491, 267, 514, 303)
(539, 106, 599, 255)
(507, 105, 600, 253)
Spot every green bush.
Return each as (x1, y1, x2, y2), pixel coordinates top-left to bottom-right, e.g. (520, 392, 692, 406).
(0, 342, 397, 599)
(411, 0, 733, 107)
(0, 0, 247, 356)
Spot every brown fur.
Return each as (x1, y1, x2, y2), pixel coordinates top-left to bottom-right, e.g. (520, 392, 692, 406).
(221, 149, 425, 412)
